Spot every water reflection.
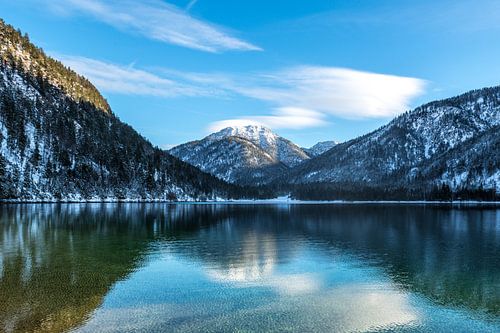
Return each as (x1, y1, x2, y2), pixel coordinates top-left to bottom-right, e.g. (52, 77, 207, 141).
(0, 204, 150, 332)
(0, 204, 498, 332)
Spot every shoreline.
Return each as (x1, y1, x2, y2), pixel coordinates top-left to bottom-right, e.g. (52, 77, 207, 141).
(0, 198, 499, 205)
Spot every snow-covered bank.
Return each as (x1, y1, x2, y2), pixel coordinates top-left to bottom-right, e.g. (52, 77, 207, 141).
(1, 196, 499, 205)
(214, 197, 500, 205)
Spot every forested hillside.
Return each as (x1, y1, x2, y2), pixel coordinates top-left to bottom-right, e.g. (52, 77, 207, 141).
(0, 18, 498, 201)
(0, 20, 264, 201)
(0, 19, 110, 113)
(284, 87, 500, 200)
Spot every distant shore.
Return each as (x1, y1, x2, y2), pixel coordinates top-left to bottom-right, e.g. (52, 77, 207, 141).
(1, 197, 499, 205)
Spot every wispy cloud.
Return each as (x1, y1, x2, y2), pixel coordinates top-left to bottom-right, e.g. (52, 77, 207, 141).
(56, 55, 222, 97)
(288, 0, 500, 34)
(160, 66, 426, 129)
(204, 66, 425, 130)
(185, 0, 198, 11)
(226, 66, 426, 119)
(46, 0, 261, 52)
(208, 107, 328, 132)
(56, 54, 426, 131)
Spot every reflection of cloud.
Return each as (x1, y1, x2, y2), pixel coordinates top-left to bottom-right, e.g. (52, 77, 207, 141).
(206, 261, 274, 283)
(315, 284, 419, 331)
(204, 232, 321, 296)
(269, 274, 321, 296)
(74, 282, 420, 332)
(199, 230, 419, 328)
(205, 233, 276, 282)
(208, 269, 321, 296)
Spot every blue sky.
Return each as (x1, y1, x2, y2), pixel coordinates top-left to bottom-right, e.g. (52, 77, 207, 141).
(2, 0, 500, 148)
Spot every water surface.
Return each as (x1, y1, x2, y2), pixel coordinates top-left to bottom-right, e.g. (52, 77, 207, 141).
(0, 204, 499, 332)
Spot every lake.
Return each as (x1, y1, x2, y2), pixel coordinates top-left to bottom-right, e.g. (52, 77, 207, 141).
(0, 203, 498, 332)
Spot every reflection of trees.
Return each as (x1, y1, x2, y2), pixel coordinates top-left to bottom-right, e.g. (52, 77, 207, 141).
(166, 206, 301, 282)
(0, 204, 148, 332)
(284, 205, 500, 315)
(165, 204, 499, 315)
(0, 204, 232, 333)
(0, 203, 497, 333)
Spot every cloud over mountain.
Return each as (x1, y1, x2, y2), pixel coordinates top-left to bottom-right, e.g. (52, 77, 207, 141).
(56, 55, 426, 131)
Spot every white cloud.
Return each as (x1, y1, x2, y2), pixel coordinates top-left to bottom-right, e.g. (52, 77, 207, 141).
(46, 0, 261, 52)
(185, 0, 198, 11)
(159, 66, 426, 130)
(208, 107, 327, 132)
(55, 54, 426, 131)
(56, 55, 222, 97)
(207, 66, 425, 131)
(227, 66, 426, 119)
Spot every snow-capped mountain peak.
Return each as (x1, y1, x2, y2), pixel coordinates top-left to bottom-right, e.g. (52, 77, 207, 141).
(203, 124, 309, 167)
(170, 124, 310, 184)
(208, 125, 278, 146)
(303, 141, 339, 157)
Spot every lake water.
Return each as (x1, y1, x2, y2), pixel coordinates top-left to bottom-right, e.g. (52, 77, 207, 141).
(0, 203, 498, 332)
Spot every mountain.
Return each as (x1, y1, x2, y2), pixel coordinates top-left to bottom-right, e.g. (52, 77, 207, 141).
(169, 125, 309, 185)
(0, 19, 250, 201)
(285, 86, 500, 199)
(0, 20, 110, 113)
(206, 125, 310, 167)
(170, 135, 288, 185)
(303, 141, 338, 157)
(413, 124, 499, 191)
(1, 19, 498, 202)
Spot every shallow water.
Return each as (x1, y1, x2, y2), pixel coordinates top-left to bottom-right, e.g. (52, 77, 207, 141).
(0, 203, 498, 332)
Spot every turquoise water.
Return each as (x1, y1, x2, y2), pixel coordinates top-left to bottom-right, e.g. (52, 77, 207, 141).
(0, 204, 498, 332)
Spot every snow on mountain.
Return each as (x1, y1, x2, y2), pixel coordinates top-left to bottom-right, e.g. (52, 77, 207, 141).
(286, 86, 500, 192)
(169, 125, 309, 184)
(2, 19, 497, 201)
(415, 125, 499, 190)
(0, 19, 110, 113)
(170, 136, 288, 185)
(303, 141, 338, 157)
(207, 125, 309, 167)
(0, 19, 245, 201)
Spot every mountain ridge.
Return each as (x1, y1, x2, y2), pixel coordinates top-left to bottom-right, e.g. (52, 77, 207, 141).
(205, 125, 310, 167)
(0, 19, 262, 201)
(169, 125, 309, 184)
(0, 19, 498, 201)
(303, 141, 338, 157)
(282, 85, 500, 199)
(0, 19, 110, 113)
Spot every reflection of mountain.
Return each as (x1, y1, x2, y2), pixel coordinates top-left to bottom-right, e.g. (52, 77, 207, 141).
(0, 204, 231, 333)
(286, 205, 500, 315)
(205, 232, 277, 283)
(166, 206, 302, 280)
(164, 204, 500, 316)
(1, 204, 498, 332)
(0, 205, 146, 332)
